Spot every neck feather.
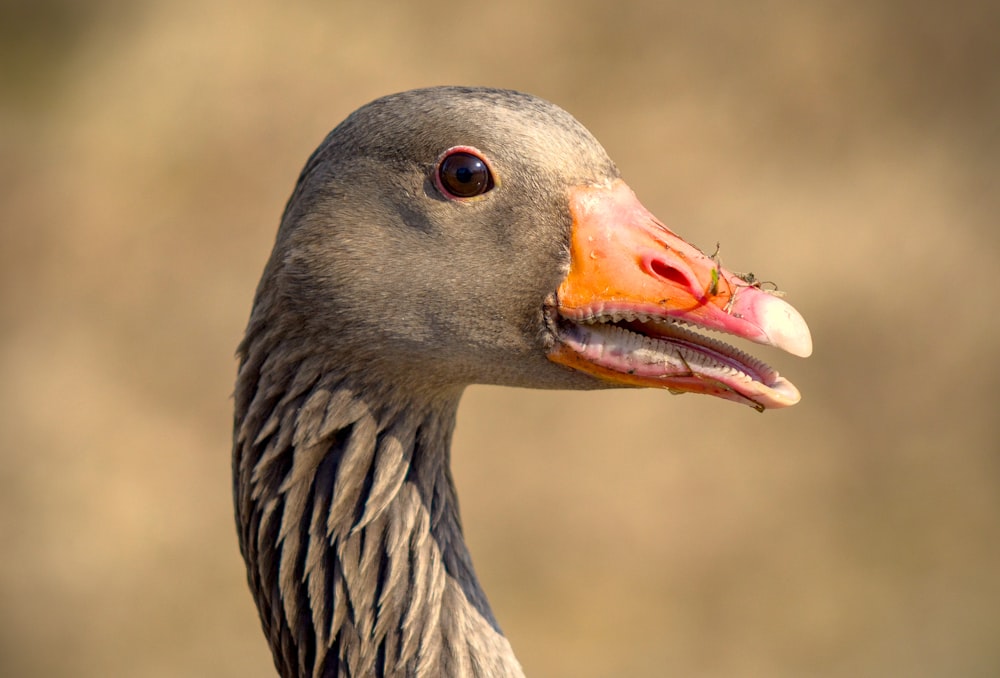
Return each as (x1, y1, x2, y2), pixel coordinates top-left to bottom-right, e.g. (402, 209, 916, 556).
(234, 337, 525, 678)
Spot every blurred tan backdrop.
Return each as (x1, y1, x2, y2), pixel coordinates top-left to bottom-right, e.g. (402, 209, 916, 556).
(2, 1, 998, 676)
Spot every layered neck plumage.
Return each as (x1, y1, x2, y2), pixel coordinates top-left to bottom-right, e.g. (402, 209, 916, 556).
(233, 326, 525, 678)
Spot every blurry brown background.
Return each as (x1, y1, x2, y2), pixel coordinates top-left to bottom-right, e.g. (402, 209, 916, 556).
(2, 1, 998, 676)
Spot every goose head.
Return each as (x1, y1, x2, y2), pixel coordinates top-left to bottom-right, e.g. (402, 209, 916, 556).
(253, 86, 811, 410)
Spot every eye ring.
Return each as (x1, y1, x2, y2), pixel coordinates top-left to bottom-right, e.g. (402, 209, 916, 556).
(434, 146, 497, 200)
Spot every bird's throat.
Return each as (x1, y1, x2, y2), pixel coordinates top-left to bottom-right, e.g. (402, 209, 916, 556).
(234, 351, 524, 677)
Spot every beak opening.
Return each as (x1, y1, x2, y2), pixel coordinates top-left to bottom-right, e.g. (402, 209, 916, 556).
(546, 180, 812, 410)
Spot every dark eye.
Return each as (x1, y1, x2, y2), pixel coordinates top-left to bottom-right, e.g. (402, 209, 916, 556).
(436, 149, 495, 199)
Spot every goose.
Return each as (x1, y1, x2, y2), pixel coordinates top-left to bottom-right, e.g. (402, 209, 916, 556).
(233, 86, 812, 678)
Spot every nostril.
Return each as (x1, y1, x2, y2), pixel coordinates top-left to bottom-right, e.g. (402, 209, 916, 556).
(649, 259, 689, 287)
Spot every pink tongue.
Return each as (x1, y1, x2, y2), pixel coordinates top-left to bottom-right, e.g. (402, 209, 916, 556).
(670, 337, 766, 381)
(629, 319, 772, 384)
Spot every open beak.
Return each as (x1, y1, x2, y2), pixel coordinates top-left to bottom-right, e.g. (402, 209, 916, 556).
(546, 180, 812, 410)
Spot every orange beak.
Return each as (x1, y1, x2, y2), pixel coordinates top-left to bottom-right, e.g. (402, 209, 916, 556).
(547, 180, 812, 410)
